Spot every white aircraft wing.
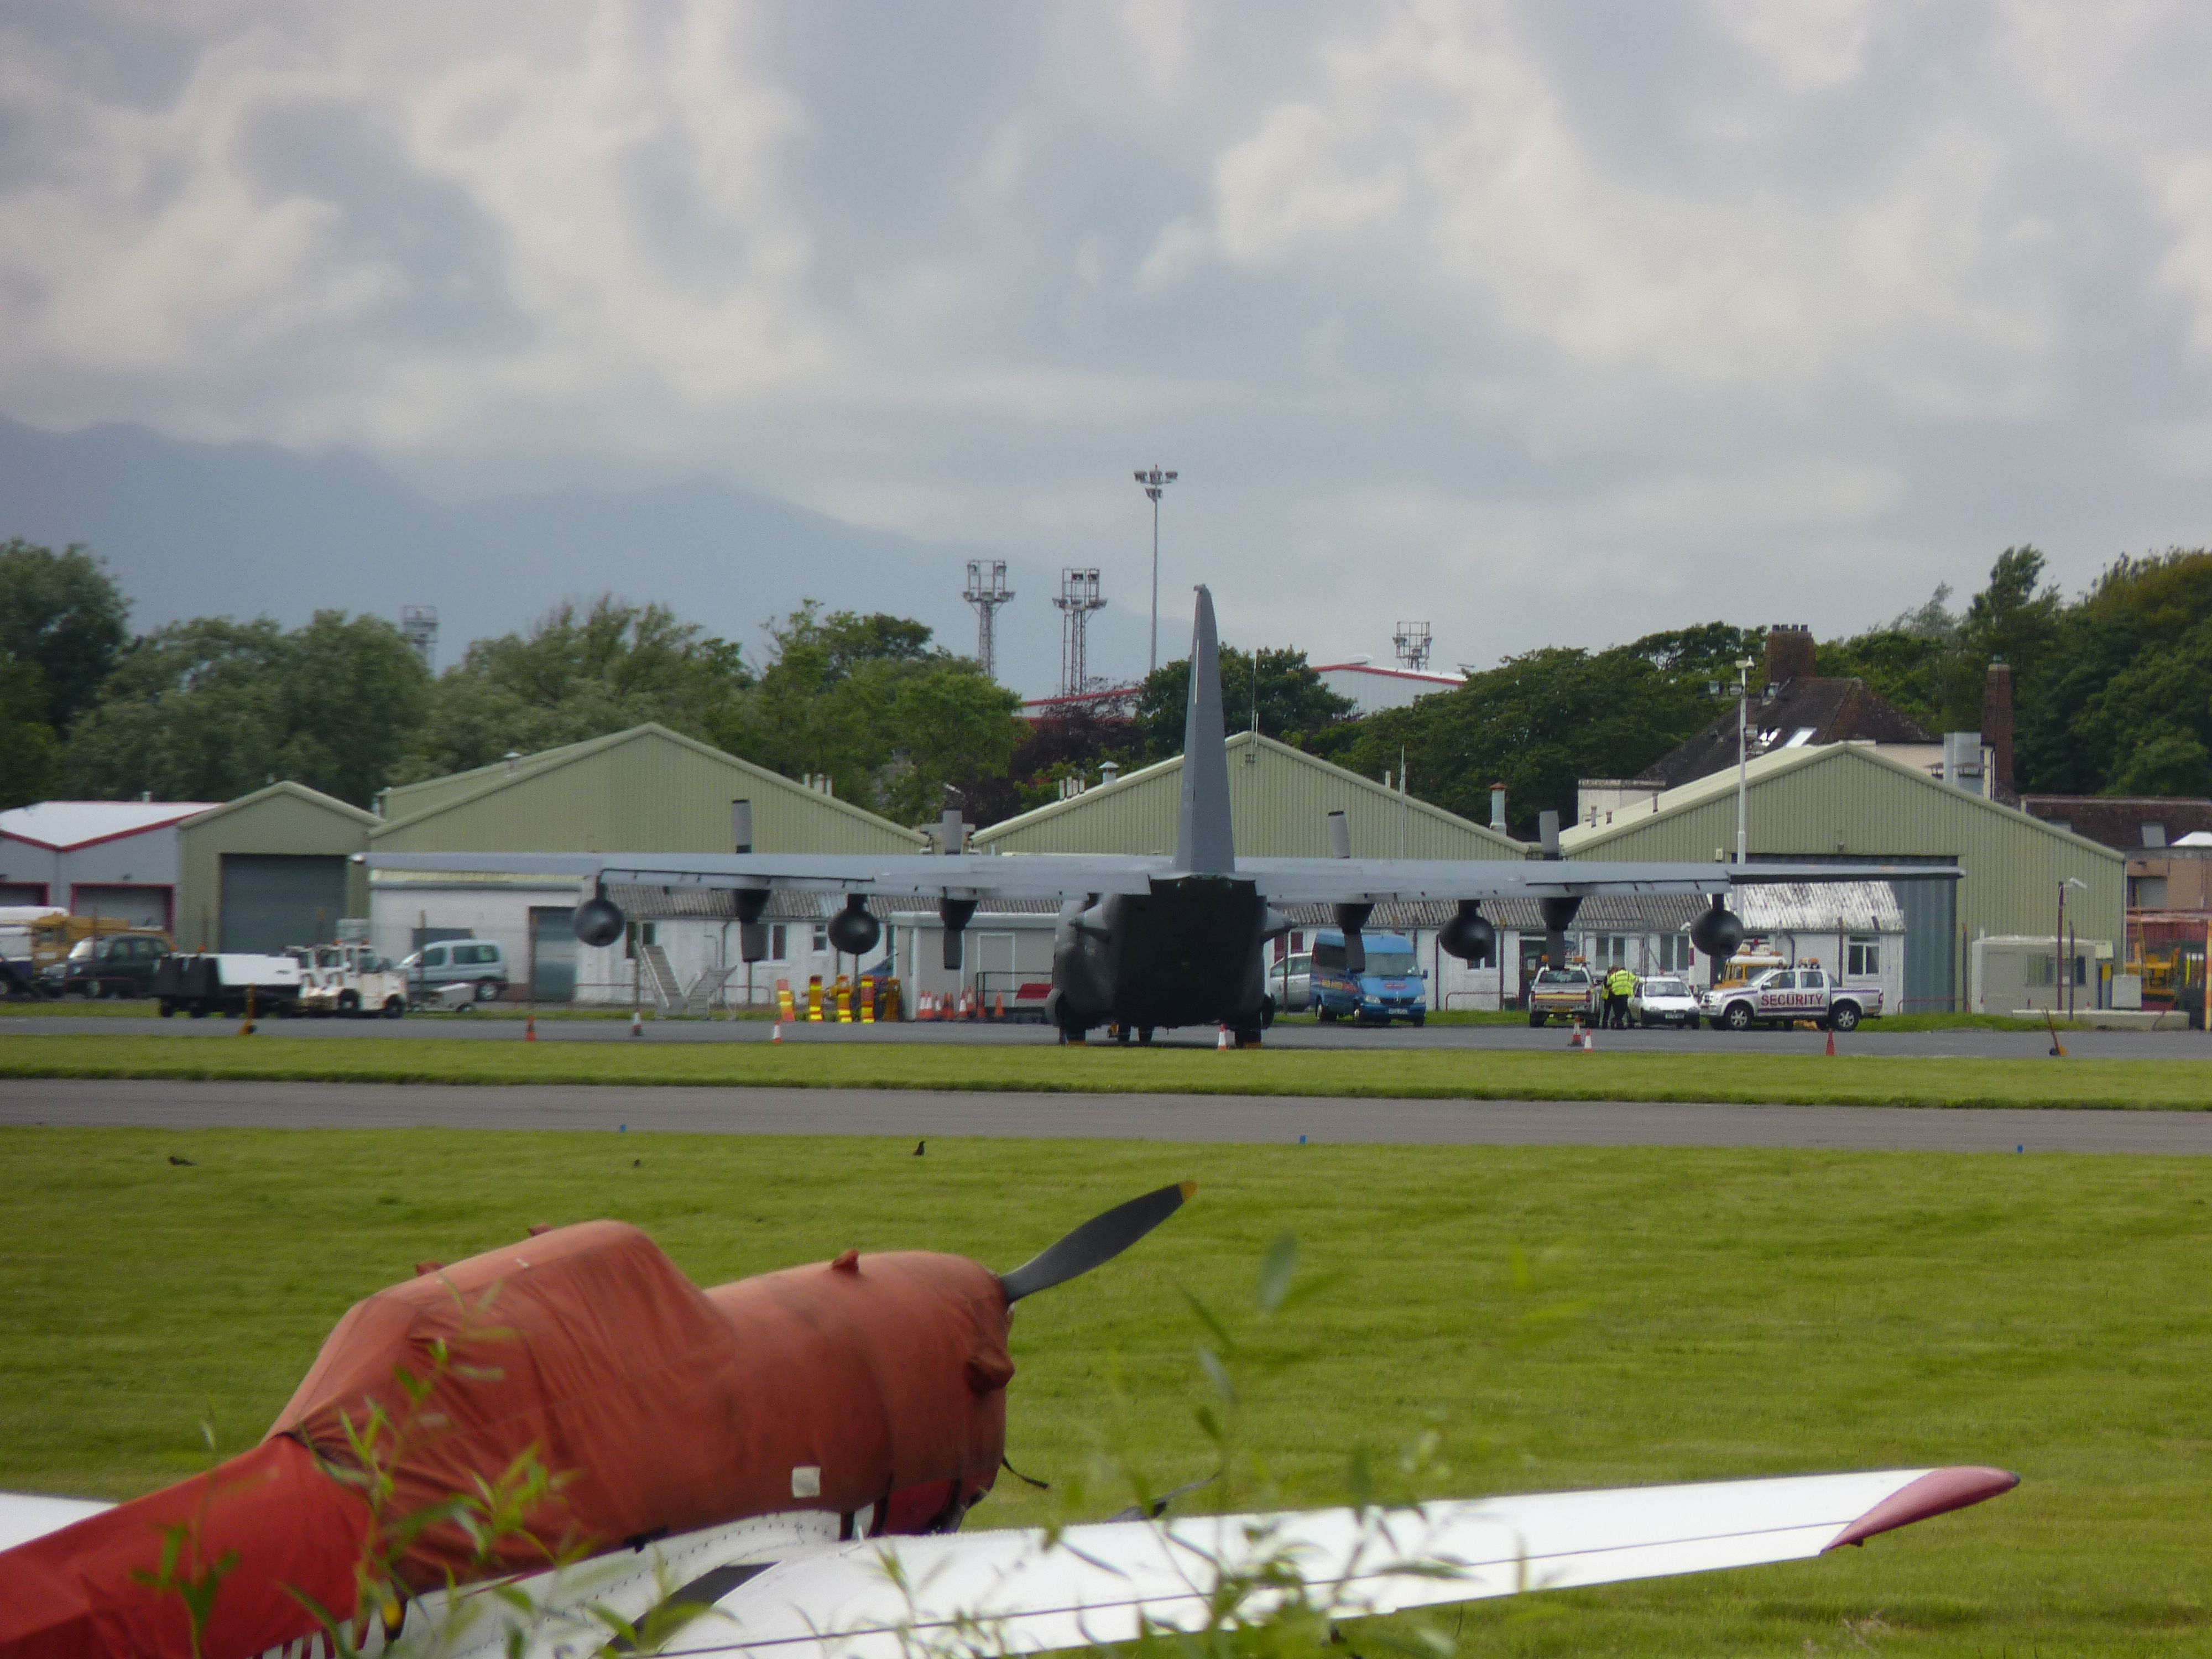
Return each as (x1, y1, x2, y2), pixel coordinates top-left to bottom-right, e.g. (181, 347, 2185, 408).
(617, 1466, 2014, 1659)
(368, 852, 1954, 907)
(368, 851, 1172, 900)
(0, 1492, 110, 1553)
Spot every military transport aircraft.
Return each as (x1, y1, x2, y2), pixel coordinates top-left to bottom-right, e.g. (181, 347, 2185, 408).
(367, 587, 1949, 1044)
(0, 1185, 2013, 1659)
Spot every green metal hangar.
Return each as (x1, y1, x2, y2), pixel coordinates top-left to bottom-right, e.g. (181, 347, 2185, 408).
(952, 732, 1525, 1010)
(367, 724, 923, 1005)
(1559, 743, 2124, 1011)
(175, 784, 380, 952)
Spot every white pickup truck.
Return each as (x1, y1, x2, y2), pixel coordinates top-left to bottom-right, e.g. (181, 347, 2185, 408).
(1700, 965, 1884, 1032)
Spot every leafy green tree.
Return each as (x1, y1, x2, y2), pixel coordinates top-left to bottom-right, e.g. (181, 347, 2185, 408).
(0, 540, 130, 733)
(1130, 646, 1354, 762)
(63, 612, 428, 806)
(1306, 625, 1751, 835)
(395, 597, 750, 782)
(0, 659, 63, 807)
(2014, 550, 2212, 796)
(719, 604, 1022, 822)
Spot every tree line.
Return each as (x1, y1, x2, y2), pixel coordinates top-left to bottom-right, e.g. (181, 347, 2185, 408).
(6, 537, 2211, 830)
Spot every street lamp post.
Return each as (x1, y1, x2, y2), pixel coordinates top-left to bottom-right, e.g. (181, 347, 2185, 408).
(1133, 466, 1178, 676)
(1734, 656, 1755, 867)
(2058, 877, 2088, 1018)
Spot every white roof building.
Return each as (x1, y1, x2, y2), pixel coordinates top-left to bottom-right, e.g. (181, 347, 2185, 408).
(1312, 661, 1465, 716)
(0, 799, 221, 930)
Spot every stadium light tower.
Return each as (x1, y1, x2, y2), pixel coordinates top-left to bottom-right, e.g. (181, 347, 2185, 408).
(1133, 466, 1178, 676)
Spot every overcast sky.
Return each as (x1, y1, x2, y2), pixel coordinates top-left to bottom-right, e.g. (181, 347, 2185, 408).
(6, 1, 2212, 674)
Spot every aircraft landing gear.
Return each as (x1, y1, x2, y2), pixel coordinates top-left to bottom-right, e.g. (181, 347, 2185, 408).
(1113, 1024, 1132, 1045)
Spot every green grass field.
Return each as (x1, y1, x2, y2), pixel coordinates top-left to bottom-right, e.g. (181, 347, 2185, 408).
(2, 1030, 2209, 1109)
(0, 1129, 2204, 1653)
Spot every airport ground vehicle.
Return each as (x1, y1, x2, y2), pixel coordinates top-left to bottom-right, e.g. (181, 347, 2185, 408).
(1628, 974, 1702, 1028)
(1527, 963, 1600, 1026)
(1310, 928, 1426, 1025)
(152, 952, 305, 1018)
(397, 937, 508, 1001)
(47, 931, 171, 998)
(1701, 964, 1885, 1031)
(292, 943, 409, 1018)
(1272, 951, 1313, 1012)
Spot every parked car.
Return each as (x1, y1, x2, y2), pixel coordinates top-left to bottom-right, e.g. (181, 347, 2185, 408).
(1628, 974, 1701, 1029)
(47, 931, 171, 998)
(398, 938, 509, 1001)
(1310, 930, 1427, 1025)
(1272, 952, 1313, 1014)
(1527, 964, 1599, 1027)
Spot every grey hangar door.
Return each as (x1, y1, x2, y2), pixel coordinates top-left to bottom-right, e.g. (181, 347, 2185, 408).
(218, 854, 349, 953)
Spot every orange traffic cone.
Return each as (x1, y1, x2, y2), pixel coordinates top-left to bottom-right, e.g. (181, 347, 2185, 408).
(1824, 1027, 1835, 1056)
(1217, 1025, 1232, 1050)
(525, 1015, 536, 1042)
(994, 992, 1006, 1021)
(771, 1021, 782, 1043)
(630, 1008, 642, 1037)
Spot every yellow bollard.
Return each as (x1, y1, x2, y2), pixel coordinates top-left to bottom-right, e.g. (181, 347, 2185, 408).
(776, 979, 795, 1022)
(834, 974, 852, 1023)
(806, 975, 823, 1022)
(859, 979, 875, 1023)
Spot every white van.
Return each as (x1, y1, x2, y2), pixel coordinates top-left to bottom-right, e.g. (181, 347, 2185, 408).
(398, 938, 508, 1001)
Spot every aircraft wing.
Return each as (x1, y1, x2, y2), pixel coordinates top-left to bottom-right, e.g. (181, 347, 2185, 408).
(1235, 858, 1963, 904)
(368, 852, 1952, 906)
(670, 1468, 2012, 1659)
(368, 851, 1172, 899)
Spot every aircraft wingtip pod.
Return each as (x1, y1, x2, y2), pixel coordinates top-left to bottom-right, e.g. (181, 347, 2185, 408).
(997, 1181, 1196, 1303)
(1823, 1466, 2020, 1551)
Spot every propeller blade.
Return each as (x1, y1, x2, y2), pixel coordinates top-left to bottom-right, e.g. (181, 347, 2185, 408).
(998, 1181, 1195, 1302)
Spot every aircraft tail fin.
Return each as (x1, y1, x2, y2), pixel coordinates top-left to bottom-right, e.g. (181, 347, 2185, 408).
(1173, 586, 1237, 874)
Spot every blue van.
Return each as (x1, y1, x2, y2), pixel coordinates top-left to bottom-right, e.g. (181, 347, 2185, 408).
(1308, 928, 1427, 1025)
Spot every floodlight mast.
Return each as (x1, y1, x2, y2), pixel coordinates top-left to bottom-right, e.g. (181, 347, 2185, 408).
(1734, 656, 1755, 867)
(1133, 466, 1178, 676)
(962, 560, 1014, 682)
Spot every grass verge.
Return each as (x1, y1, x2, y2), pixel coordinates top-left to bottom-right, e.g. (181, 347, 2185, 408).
(1, 1128, 2204, 1655)
(2, 1032, 2210, 1108)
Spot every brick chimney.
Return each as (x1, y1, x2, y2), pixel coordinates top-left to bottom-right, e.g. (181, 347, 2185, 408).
(1763, 623, 1815, 686)
(1982, 660, 2015, 796)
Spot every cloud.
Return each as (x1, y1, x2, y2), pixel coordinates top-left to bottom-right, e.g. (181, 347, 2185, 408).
(1, 0, 2210, 680)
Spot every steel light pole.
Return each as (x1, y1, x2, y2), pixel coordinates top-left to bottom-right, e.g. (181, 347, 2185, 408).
(2058, 877, 2088, 1018)
(1133, 466, 1178, 676)
(1734, 656, 1755, 867)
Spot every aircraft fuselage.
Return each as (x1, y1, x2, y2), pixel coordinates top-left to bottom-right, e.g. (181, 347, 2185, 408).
(1046, 874, 1279, 1039)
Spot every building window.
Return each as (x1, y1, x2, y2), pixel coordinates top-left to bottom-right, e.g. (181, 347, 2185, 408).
(1586, 935, 1628, 967)
(1656, 935, 1693, 972)
(2131, 875, 2168, 908)
(811, 924, 830, 953)
(769, 924, 788, 961)
(2142, 822, 2168, 848)
(1847, 936, 1880, 977)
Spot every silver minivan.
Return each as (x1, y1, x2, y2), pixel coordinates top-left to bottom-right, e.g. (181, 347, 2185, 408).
(398, 939, 508, 1000)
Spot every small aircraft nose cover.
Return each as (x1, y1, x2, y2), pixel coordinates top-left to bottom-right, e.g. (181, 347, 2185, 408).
(270, 1222, 1011, 1588)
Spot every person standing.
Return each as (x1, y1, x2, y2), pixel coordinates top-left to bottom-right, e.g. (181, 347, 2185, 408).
(1605, 962, 1636, 1027)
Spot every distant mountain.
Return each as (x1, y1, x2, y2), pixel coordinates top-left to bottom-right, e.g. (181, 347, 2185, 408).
(0, 416, 1134, 697)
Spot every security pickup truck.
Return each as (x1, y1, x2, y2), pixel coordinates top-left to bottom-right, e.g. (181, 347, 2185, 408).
(1526, 964, 1600, 1027)
(1700, 965, 1882, 1032)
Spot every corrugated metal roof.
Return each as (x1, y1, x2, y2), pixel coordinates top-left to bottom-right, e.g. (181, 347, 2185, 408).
(0, 800, 221, 849)
(1558, 740, 2123, 947)
(372, 723, 924, 855)
(976, 732, 1520, 859)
